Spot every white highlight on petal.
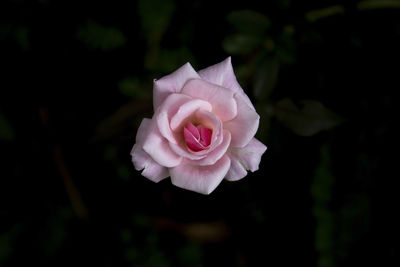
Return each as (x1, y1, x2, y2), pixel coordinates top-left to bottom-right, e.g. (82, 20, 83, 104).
(131, 119, 169, 182)
(225, 138, 267, 181)
(142, 118, 182, 168)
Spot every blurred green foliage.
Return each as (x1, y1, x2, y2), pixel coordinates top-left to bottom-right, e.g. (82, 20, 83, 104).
(273, 98, 343, 136)
(0, 113, 15, 141)
(312, 145, 335, 267)
(77, 20, 126, 50)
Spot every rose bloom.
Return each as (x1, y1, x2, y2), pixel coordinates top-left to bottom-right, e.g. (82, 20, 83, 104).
(131, 57, 267, 194)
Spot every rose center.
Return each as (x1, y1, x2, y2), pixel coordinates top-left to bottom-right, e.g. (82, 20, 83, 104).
(183, 122, 212, 152)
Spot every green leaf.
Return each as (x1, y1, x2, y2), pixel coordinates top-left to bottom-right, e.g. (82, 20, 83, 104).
(15, 27, 29, 50)
(76, 20, 126, 51)
(0, 113, 15, 141)
(276, 25, 296, 64)
(0, 224, 22, 264)
(253, 56, 280, 101)
(177, 243, 204, 267)
(222, 34, 262, 55)
(227, 10, 271, 35)
(119, 77, 151, 100)
(91, 101, 152, 142)
(138, 0, 175, 42)
(154, 47, 194, 73)
(139, 0, 175, 69)
(273, 98, 343, 136)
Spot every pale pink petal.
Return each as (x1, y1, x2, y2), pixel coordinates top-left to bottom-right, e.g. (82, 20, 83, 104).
(198, 57, 255, 110)
(183, 124, 213, 152)
(169, 142, 207, 160)
(170, 155, 231, 194)
(153, 62, 200, 110)
(225, 138, 267, 181)
(193, 130, 231, 166)
(198, 125, 212, 146)
(186, 122, 200, 139)
(131, 119, 169, 182)
(190, 109, 223, 155)
(225, 158, 248, 181)
(181, 79, 237, 122)
(156, 94, 192, 144)
(184, 126, 206, 152)
(223, 94, 260, 148)
(169, 110, 223, 160)
(169, 99, 212, 131)
(139, 156, 169, 182)
(142, 118, 182, 168)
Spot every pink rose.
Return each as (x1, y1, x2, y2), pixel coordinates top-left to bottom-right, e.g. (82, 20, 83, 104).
(131, 57, 267, 194)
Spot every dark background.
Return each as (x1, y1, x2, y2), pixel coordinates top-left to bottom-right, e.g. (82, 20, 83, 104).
(1, 0, 399, 266)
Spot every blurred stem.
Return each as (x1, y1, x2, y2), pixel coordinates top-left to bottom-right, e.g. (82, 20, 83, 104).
(305, 5, 345, 22)
(39, 107, 88, 219)
(311, 144, 335, 267)
(306, 1, 400, 23)
(358, 0, 400, 10)
(53, 147, 88, 219)
(144, 33, 161, 70)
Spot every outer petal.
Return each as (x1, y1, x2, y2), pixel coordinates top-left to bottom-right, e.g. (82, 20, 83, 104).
(170, 155, 231, 195)
(156, 93, 192, 144)
(131, 119, 169, 182)
(153, 63, 200, 110)
(142, 118, 182, 168)
(225, 138, 267, 181)
(198, 57, 255, 110)
(223, 94, 260, 148)
(181, 79, 237, 122)
(225, 158, 247, 181)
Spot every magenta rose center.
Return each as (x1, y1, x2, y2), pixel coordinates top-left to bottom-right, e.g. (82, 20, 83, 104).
(183, 122, 212, 152)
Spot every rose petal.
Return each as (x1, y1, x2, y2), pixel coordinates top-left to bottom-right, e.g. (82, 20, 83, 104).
(169, 109, 223, 160)
(169, 142, 207, 160)
(156, 93, 192, 144)
(142, 118, 182, 168)
(153, 62, 200, 110)
(225, 158, 248, 181)
(186, 122, 200, 139)
(170, 155, 231, 194)
(184, 126, 207, 152)
(169, 99, 212, 131)
(191, 109, 224, 154)
(198, 125, 212, 147)
(198, 57, 255, 110)
(225, 138, 267, 181)
(181, 79, 237, 122)
(131, 119, 169, 182)
(223, 94, 260, 148)
(193, 130, 231, 166)
(183, 124, 214, 152)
